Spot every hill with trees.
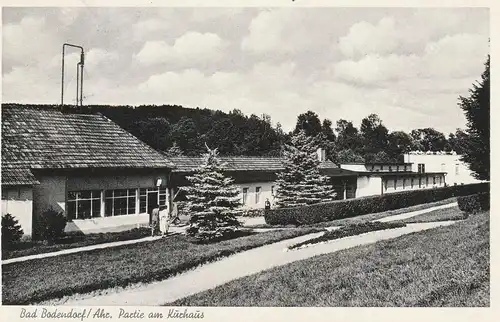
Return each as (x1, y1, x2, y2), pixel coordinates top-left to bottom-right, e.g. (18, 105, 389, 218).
(2, 103, 461, 163)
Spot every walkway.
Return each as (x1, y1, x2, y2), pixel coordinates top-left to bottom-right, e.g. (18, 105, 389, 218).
(4, 202, 456, 265)
(2, 227, 186, 265)
(59, 220, 456, 306)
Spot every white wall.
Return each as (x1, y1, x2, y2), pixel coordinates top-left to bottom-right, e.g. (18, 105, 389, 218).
(404, 153, 481, 185)
(1, 187, 34, 236)
(65, 213, 150, 234)
(236, 181, 275, 209)
(356, 176, 382, 198)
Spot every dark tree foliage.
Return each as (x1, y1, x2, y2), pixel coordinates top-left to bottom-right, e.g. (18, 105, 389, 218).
(335, 119, 364, 153)
(458, 56, 490, 180)
(410, 128, 448, 152)
(294, 111, 323, 136)
(1, 214, 24, 249)
(360, 114, 389, 155)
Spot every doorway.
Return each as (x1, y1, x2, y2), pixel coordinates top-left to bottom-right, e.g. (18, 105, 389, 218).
(147, 191, 159, 225)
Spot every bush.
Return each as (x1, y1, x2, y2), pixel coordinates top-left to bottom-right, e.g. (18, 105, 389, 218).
(457, 192, 490, 214)
(38, 208, 67, 243)
(1, 214, 24, 249)
(265, 182, 489, 226)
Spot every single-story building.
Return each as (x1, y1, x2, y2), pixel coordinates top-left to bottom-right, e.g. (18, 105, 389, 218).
(339, 162, 447, 197)
(167, 152, 358, 210)
(1, 105, 175, 237)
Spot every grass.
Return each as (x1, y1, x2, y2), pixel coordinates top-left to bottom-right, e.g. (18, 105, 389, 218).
(398, 206, 468, 224)
(1, 227, 152, 260)
(171, 210, 489, 307)
(289, 221, 406, 250)
(2, 227, 322, 305)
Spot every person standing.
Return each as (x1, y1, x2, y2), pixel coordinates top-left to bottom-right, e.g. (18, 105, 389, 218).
(265, 198, 271, 210)
(159, 205, 170, 238)
(150, 203, 160, 237)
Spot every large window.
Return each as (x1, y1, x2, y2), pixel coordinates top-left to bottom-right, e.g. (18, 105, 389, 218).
(255, 187, 262, 204)
(67, 190, 101, 220)
(105, 189, 136, 216)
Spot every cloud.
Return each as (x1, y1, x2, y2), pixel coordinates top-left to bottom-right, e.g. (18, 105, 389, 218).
(2, 16, 58, 68)
(333, 33, 488, 86)
(338, 17, 400, 58)
(132, 19, 170, 41)
(135, 31, 227, 67)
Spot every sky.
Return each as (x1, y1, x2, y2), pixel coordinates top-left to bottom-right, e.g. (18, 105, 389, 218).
(2, 7, 489, 135)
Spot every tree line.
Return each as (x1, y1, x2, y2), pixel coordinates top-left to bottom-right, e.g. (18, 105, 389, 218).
(90, 104, 468, 163)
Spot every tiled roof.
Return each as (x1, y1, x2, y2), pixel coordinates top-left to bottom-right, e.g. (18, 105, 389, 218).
(169, 156, 353, 176)
(1, 105, 175, 186)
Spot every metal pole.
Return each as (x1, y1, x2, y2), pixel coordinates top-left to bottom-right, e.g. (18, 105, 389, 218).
(80, 52, 84, 106)
(76, 63, 80, 107)
(61, 45, 65, 106)
(61, 43, 84, 107)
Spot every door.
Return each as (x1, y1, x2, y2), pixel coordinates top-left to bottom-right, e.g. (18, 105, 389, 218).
(147, 191, 159, 225)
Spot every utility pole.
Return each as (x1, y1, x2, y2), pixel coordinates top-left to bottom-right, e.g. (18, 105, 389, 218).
(61, 43, 85, 107)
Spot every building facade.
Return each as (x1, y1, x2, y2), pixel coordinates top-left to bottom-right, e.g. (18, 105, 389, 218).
(1, 105, 175, 237)
(340, 162, 446, 197)
(404, 151, 482, 186)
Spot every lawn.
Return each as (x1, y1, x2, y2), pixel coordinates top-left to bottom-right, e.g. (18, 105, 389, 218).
(398, 206, 467, 224)
(288, 221, 406, 250)
(171, 210, 489, 307)
(2, 227, 152, 260)
(2, 227, 322, 305)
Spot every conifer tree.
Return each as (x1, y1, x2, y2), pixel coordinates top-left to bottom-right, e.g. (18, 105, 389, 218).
(182, 144, 242, 241)
(274, 130, 336, 208)
(458, 55, 490, 180)
(166, 142, 184, 156)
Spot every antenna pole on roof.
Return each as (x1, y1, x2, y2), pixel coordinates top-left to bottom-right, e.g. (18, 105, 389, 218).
(61, 43, 85, 108)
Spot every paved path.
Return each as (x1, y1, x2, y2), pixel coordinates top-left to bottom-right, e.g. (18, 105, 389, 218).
(60, 220, 456, 306)
(2, 227, 187, 265)
(376, 202, 458, 222)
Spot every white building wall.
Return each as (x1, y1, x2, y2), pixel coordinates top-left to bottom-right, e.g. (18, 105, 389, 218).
(356, 176, 382, 198)
(236, 181, 275, 209)
(1, 187, 34, 236)
(404, 152, 481, 185)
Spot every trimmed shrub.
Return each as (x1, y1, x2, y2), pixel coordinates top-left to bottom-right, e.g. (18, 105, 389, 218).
(1, 214, 24, 249)
(38, 207, 67, 243)
(265, 182, 489, 225)
(457, 192, 490, 214)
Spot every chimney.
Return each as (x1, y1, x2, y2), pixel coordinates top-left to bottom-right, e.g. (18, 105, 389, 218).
(317, 148, 326, 162)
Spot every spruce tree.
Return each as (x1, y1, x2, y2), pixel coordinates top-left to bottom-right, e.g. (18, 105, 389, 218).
(274, 130, 336, 208)
(182, 144, 242, 241)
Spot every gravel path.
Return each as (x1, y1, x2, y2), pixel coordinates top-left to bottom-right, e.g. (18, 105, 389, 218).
(60, 220, 456, 306)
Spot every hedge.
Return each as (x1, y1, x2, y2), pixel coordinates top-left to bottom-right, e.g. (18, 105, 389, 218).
(457, 192, 490, 214)
(264, 182, 489, 225)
